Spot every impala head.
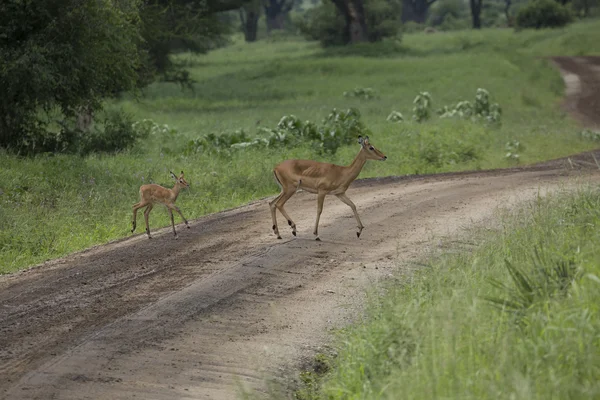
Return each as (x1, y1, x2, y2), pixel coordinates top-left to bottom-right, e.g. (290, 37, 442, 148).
(358, 136, 387, 161)
(170, 171, 190, 188)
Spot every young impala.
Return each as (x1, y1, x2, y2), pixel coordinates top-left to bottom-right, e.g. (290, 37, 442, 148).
(132, 171, 190, 239)
(270, 135, 387, 241)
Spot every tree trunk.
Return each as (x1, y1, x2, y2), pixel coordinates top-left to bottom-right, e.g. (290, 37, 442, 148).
(265, 0, 293, 32)
(76, 105, 93, 132)
(470, 0, 482, 29)
(504, 0, 512, 26)
(239, 8, 259, 42)
(331, 0, 368, 43)
(401, 0, 437, 24)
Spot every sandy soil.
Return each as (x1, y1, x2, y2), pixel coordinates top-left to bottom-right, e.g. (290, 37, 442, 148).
(1, 58, 600, 400)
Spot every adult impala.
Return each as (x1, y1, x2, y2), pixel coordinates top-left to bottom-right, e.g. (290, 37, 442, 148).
(132, 171, 190, 239)
(270, 135, 387, 241)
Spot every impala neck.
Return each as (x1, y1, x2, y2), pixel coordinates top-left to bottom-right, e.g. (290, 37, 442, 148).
(344, 147, 368, 184)
(171, 183, 183, 200)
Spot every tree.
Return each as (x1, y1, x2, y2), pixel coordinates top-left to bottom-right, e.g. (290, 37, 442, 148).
(470, 0, 483, 28)
(330, 0, 370, 43)
(0, 0, 143, 151)
(571, 0, 598, 16)
(140, 0, 240, 84)
(297, 0, 401, 46)
(240, 0, 261, 41)
(264, 0, 295, 31)
(504, 0, 512, 25)
(402, 0, 438, 24)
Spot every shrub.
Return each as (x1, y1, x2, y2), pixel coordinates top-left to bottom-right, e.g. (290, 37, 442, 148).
(186, 108, 370, 156)
(386, 111, 404, 123)
(515, 0, 572, 29)
(343, 87, 378, 100)
(438, 88, 502, 124)
(412, 92, 432, 123)
(505, 139, 524, 161)
(81, 110, 146, 154)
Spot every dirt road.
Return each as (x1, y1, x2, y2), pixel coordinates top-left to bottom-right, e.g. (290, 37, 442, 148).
(552, 56, 600, 128)
(1, 58, 600, 400)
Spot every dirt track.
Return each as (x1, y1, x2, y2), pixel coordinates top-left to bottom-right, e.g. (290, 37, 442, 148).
(1, 58, 600, 400)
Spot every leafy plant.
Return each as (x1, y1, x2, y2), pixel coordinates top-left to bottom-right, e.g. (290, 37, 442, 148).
(485, 247, 580, 324)
(580, 129, 600, 141)
(185, 108, 369, 157)
(505, 139, 523, 161)
(438, 88, 501, 123)
(386, 111, 405, 123)
(343, 87, 378, 100)
(412, 92, 432, 123)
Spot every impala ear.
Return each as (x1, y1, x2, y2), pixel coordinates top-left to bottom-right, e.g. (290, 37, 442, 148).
(358, 135, 364, 145)
(170, 171, 177, 180)
(180, 170, 184, 177)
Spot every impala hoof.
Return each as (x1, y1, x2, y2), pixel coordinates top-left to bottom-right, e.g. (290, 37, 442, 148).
(292, 231, 297, 236)
(277, 235, 282, 240)
(187, 225, 190, 229)
(288, 220, 292, 226)
(356, 232, 361, 238)
(315, 237, 321, 241)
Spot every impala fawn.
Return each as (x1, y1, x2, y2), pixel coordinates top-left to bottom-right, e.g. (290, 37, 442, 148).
(132, 171, 190, 239)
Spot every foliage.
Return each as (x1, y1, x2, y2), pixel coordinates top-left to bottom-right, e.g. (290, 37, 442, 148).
(405, 125, 483, 170)
(505, 139, 524, 161)
(386, 111, 405, 122)
(313, 188, 600, 399)
(295, 0, 402, 46)
(428, 0, 470, 27)
(139, 0, 234, 82)
(516, 0, 573, 29)
(438, 88, 502, 124)
(0, 0, 143, 153)
(186, 108, 370, 156)
(580, 129, 600, 141)
(343, 87, 379, 100)
(485, 248, 580, 324)
(412, 92, 433, 122)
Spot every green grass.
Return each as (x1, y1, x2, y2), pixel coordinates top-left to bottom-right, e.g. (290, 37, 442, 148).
(2, 20, 600, 273)
(305, 186, 600, 400)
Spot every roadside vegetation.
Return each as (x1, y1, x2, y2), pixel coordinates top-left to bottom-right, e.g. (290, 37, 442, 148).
(295, 186, 600, 399)
(2, 20, 600, 273)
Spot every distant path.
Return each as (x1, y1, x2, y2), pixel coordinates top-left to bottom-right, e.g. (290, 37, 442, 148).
(552, 56, 600, 128)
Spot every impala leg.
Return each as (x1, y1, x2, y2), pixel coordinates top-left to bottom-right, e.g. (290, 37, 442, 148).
(270, 189, 298, 239)
(132, 201, 147, 233)
(168, 208, 177, 238)
(269, 192, 284, 239)
(276, 189, 298, 238)
(336, 193, 364, 238)
(170, 205, 190, 229)
(313, 191, 326, 241)
(143, 204, 154, 239)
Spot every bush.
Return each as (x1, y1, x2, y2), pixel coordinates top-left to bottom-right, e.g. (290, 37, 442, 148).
(438, 88, 502, 124)
(81, 110, 147, 154)
(515, 0, 572, 29)
(343, 87, 378, 100)
(412, 92, 432, 123)
(295, 0, 402, 47)
(186, 108, 371, 156)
